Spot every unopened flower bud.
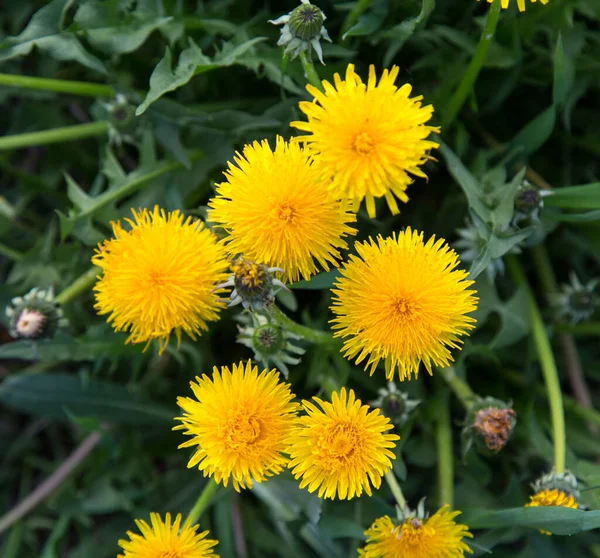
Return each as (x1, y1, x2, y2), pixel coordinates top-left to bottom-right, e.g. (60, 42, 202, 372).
(513, 180, 552, 224)
(550, 271, 598, 324)
(371, 382, 420, 427)
(269, 0, 331, 65)
(463, 397, 516, 455)
(215, 258, 289, 311)
(5, 287, 68, 340)
(237, 313, 305, 377)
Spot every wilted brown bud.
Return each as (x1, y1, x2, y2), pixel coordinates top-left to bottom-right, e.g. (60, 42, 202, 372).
(473, 406, 517, 452)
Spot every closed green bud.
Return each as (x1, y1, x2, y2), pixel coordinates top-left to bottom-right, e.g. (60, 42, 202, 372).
(288, 3, 325, 41)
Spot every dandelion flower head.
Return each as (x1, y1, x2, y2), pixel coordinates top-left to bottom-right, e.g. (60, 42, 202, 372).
(330, 228, 478, 381)
(286, 387, 399, 500)
(208, 136, 356, 282)
(92, 207, 228, 354)
(291, 64, 439, 218)
(117, 512, 218, 558)
(480, 0, 548, 13)
(175, 360, 299, 491)
(359, 507, 473, 558)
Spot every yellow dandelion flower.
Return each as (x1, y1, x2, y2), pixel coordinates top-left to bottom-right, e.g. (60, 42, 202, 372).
(291, 64, 439, 218)
(525, 489, 579, 535)
(92, 206, 228, 354)
(480, 0, 548, 12)
(174, 360, 299, 491)
(117, 512, 218, 558)
(208, 136, 356, 283)
(330, 228, 478, 381)
(359, 507, 473, 558)
(286, 387, 399, 500)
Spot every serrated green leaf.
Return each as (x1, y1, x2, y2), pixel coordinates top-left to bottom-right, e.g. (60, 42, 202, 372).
(0, 373, 174, 425)
(343, 1, 388, 40)
(0, 0, 106, 74)
(136, 37, 266, 115)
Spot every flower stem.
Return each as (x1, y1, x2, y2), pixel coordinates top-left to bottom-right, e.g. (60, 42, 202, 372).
(0, 121, 109, 151)
(56, 267, 99, 306)
(186, 479, 220, 526)
(384, 470, 406, 509)
(299, 51, 324, 92)
(436, 392, 454, 508)
(437, 365, 476, 409)
(506, 255, 566, 473)
(442, 0, 501, 130)
(0, 73, 115, 97)
(556, 322, 600, 336)
(264, 303, 334, 345)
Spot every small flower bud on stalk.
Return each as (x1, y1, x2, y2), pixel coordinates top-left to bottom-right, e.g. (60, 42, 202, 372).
(269, 0, 331, 64)
(214, 258, 288, 311)
(513, 180, 552, 225)
(462, 397, 517, 455)
(236, 313, 305, 378)
(550, 271, 599, 324)
(371, 382, 420, 427)
(5, 286, 68, 340)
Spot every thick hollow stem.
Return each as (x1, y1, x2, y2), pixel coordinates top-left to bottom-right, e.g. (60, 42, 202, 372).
(0, 73, 114, 97)
(442, 0, 501, 130)
(438, 365, 476, 409)
(506, 255, 566, 473)
(436, 393, 454, 508)
(0, 121, 109, 151)
(186, 479, 220, 526)
(384, 470, 406, 509)
(264, 303, 334, 345)
(299, 51, 324, 92)
(56, 267, 99, 306)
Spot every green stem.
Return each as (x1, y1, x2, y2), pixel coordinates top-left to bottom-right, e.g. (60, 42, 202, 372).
(442, 0, 501, 130)
(264, 303, 334, 345)
(506, 255, 566, 473)
(341, 0, 371, 37)
(299, 51, 323, 92)
(436, 392, 454, 508)
(0, 242, 24, 262)
(186, 479, 220, 526)
(56, 267, 99, 306)
(0, 121, 109, 151)
(0, 73, 114, 97)
(384, 470, 406, 509)
(503, 369, 600, 429)
(437, 365, 476, 409)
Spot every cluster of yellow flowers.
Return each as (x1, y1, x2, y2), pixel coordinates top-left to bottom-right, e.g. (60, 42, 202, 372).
(94, 62, 552, 557)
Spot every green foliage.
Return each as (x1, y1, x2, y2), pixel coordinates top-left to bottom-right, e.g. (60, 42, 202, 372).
(1, 0, 599, 556)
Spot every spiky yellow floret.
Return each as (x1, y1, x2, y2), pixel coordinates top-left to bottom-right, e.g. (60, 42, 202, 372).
(291, 64, 439, 218)
(286, 388, 399, 500)
(480, 0, 549, 12)
(175, 360, 299, 491)
(92, 207, 228, 354)
(359, 507, 473, 557)
(117, 512, 218, 558)
(208, 137, 356, 283)
(330, 228, 478, 381)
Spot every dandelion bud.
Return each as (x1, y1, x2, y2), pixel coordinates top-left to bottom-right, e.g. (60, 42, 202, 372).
(550, 271, 598, 324)
(463, 397, 516, 454)
(288, 2, 325, 41)
(5, 287, 68, 340)
(269, 0, 331, 65)
(236, 313, 305, 378)
(215, 258, 288, 311)
(513, 180, 552, 224)
(525, 469, 580, 534)
(103, 93, 137, 146)
(371, 383, 420, 427)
